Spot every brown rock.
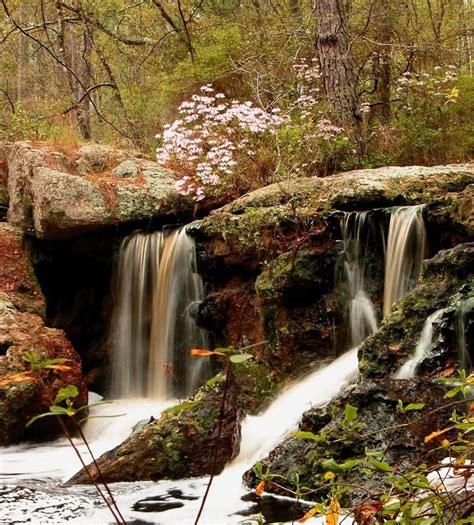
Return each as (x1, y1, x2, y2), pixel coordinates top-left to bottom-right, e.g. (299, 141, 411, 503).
(68, 369, 242, 484)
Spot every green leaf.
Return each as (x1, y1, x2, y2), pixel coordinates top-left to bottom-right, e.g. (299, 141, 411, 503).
(369, 460, 393, 472)
(294, 431, 323, 441)
(403, 403, 425, 412)
(206, 375, 225, 388)
(344, 404, 358, 423)
(49, 405, 75, 416)
(230, 353, 253, 364)
(322, 458, 345, 473)
(54, 385, 79, 405)
(214, 347, 234, 355)
(445, 386, 462, 398)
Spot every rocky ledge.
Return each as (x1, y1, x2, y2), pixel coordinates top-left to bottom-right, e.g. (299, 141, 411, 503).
(2, 141, 193, 239)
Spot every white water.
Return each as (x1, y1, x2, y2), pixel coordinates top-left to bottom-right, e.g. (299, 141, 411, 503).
(0, 349, 359, 524)
(111, 227, 209, 400)
(340, 212, 378, 347)
(395, 309, 444, 379)
(383, 205, 426, 317)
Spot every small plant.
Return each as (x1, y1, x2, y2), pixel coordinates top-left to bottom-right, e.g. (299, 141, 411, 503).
(251, 372, 473, 524)
(190, 341, 265, 524)
(1, 351, 125, 524)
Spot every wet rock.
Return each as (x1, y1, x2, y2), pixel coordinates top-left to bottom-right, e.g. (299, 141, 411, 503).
(244, 379, 455, 506)
(68, 369, 243, 484)
(359, 243, 474, 378)
(5, 141, 192, 239)
(0, 223, 87, 445)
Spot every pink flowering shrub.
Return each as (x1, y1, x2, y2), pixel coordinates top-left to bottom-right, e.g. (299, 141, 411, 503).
(156, 85, 283, 201)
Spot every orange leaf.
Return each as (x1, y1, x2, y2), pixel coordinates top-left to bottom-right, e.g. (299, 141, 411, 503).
(255, 480, 266, 496)
(0, 372, 35, 386)
(326, 499, 340, 525)
(298, 507, 318, 523)
(190, 349, 214, 357)
(48, 365, 73, 371)
(424, 429, 449, 443)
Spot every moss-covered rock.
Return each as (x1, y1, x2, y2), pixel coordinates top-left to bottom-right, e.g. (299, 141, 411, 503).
(68, 369, 243, 484)
(359, 243, 474, 378)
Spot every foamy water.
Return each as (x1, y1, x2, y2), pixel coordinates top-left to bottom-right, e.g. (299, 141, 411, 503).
(0, 350, 359, 524)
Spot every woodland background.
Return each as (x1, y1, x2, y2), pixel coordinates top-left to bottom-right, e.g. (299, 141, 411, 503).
(1, 0, 473, 198)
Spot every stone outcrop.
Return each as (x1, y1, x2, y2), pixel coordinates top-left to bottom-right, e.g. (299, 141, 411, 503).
(0, 223, 87, 445)
(359, 243, 474, 378)
(5, 141, 192, 239)
(243, 378, 456, 506)
(68, 370, 243, 484)
(243, 244, 473, 504)
(192, 164, 473, 381)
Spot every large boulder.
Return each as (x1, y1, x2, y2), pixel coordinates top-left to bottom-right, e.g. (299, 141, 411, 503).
(5, 141, 193, 239)
(68, 370, 243, 484)
(0, 223, 87, 445)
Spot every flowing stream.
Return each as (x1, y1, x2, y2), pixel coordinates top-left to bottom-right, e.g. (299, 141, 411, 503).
(340, 212, 378, 347)
(1, 350, 358, 524)
(395, 309, 444, 379)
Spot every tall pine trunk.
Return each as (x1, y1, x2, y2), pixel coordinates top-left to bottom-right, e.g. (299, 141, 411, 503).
(314, 0, 360, 132)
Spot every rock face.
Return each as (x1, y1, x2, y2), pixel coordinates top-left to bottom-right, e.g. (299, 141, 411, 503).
(243, 378, 455, 506)
(193, 163, 474, 389)
(69, 370, 243, 484)
(243, 243, 473, 504)
(5, 141, 192, 239)
(359, 243, 474, 378)
(0, 223, 87, 445)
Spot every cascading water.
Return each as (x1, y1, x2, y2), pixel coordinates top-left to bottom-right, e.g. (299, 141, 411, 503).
(395, 309, 444, 379)
(111, 226, 209, 400)
(340, 212, 378, 347)
(383, 205, 426, 317)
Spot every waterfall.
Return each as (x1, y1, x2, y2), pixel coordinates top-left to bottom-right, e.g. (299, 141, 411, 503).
(340, 212, 378, 347)
(383, 205, 426, 317)
(395, 309, 444, 379)
(111, 226, 209, 400)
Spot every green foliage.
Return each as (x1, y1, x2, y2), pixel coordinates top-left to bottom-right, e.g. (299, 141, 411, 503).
(253, 372, 474, 524)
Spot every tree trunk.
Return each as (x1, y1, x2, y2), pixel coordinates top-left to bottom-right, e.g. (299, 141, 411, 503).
(373, 0, 392, 122)
(56, 1, 92, 140)
(314, 0, 360, 130)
